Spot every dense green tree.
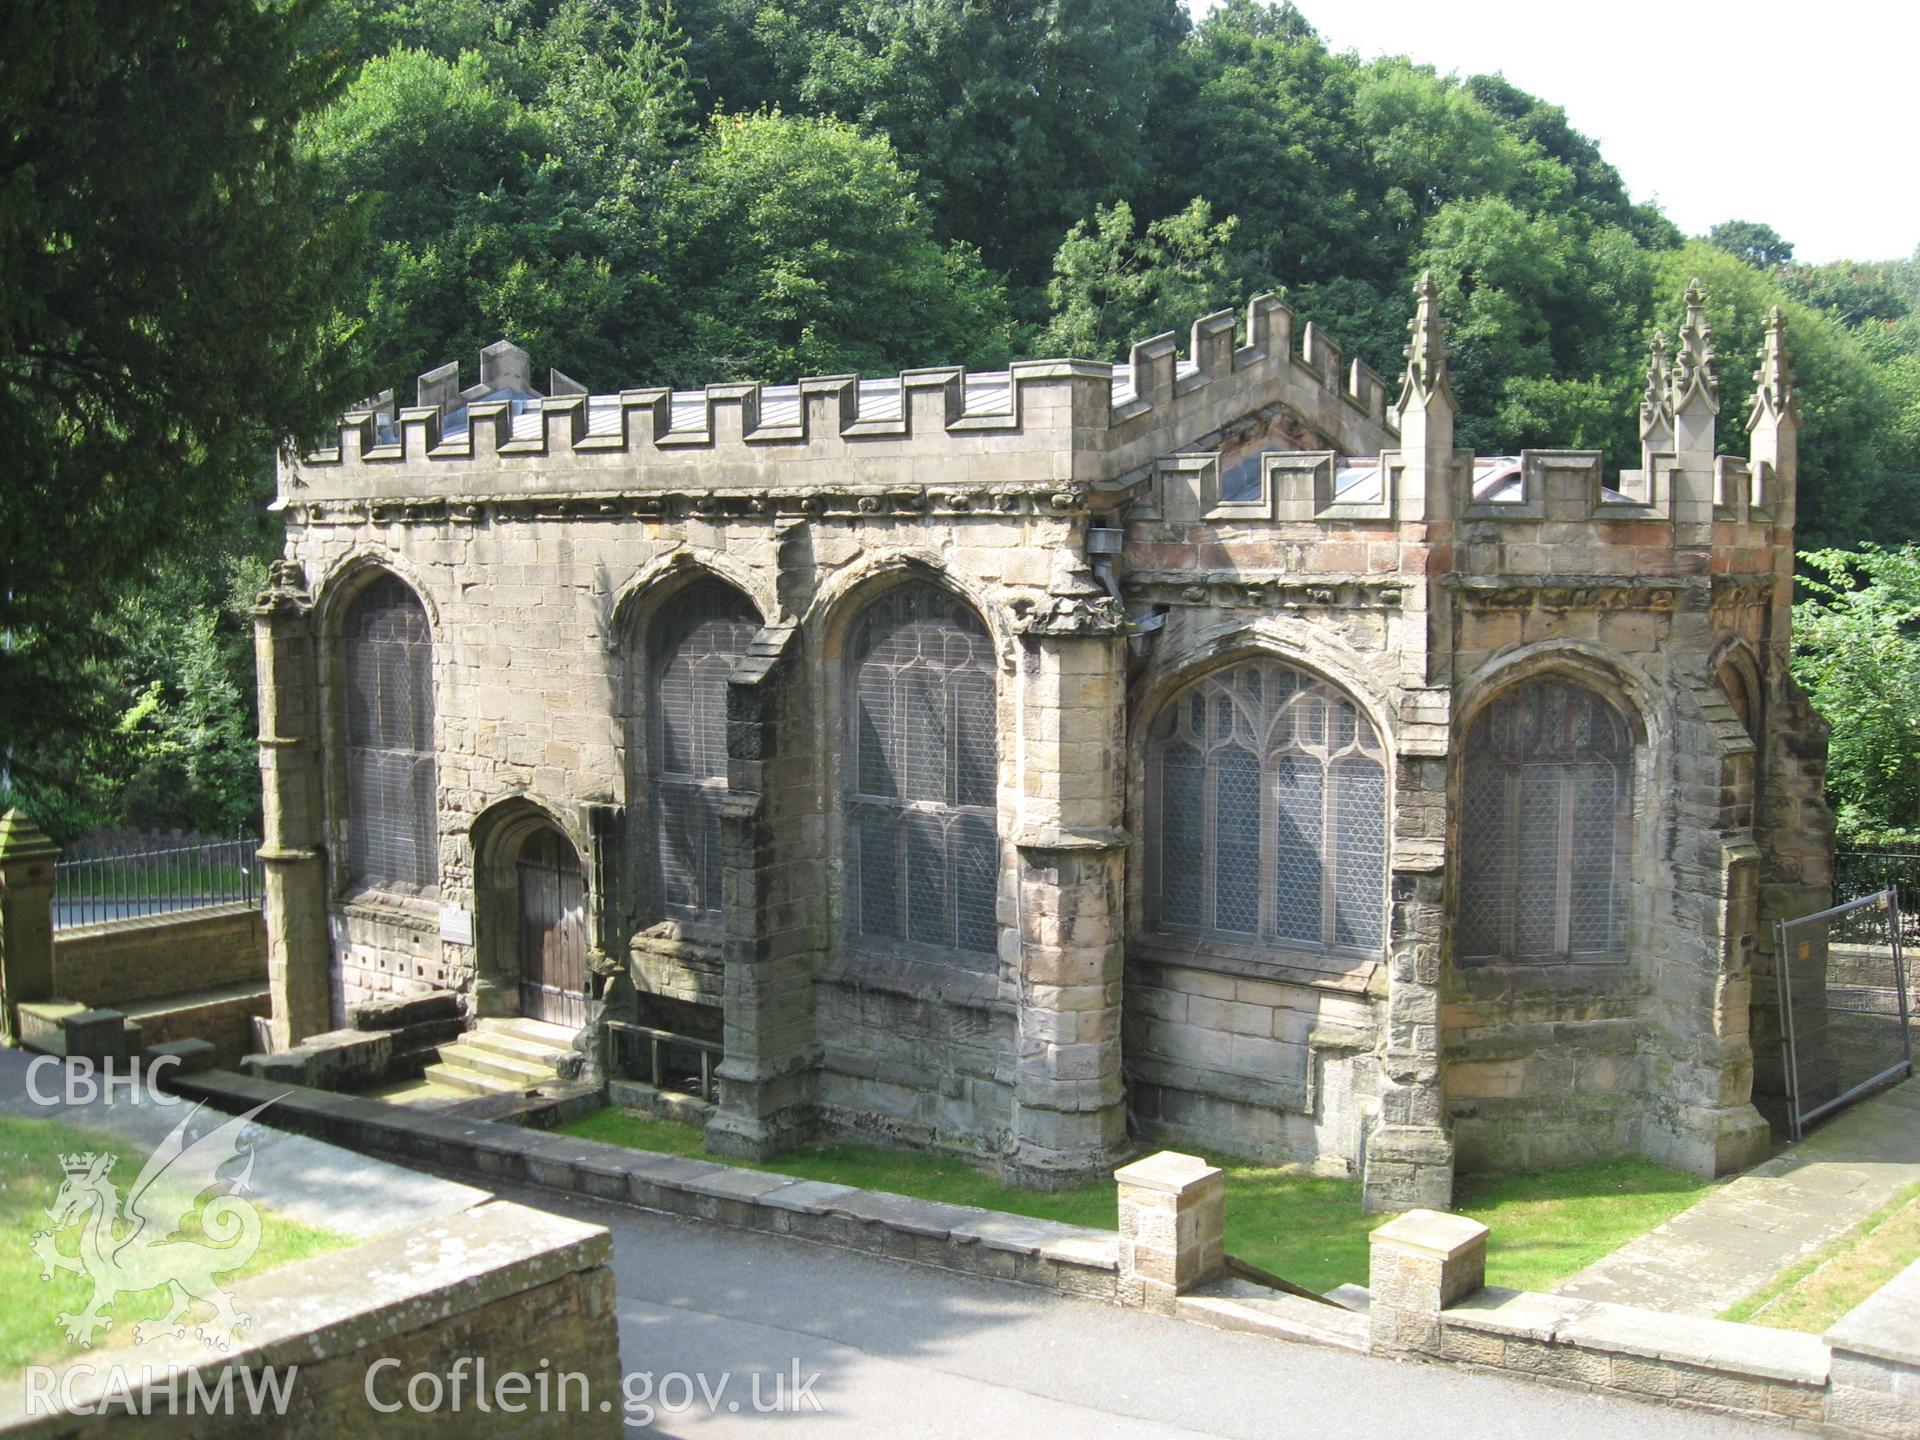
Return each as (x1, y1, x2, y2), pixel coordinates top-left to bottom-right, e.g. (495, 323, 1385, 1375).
(1792, 545, 1920, 844)
(1784, 257, 1915, 335)
(1035, 199, 1239, 359)
(733, 0, 1192, 291)
(0, 0, 363, 819)
(304, 39, 674, 396)
(1156, 3, 1378, 291)
(653, 112, 1012, 383)
(1707, 219, 1795, 269)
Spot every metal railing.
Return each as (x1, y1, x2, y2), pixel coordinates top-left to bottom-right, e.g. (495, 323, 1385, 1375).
(1775, 888, 1914, 1139)
(54, 833, 262, 930)
(602, 1019, 721, 1103)
(1835, 849, 1920, 942)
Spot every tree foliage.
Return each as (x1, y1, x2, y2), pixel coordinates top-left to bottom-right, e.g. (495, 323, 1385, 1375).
(1792, 546, 1920, 844)
(0, 0, 364, 821)
(653, 112, 1011, 383)
(1037, 200, 1238, 360)
(1707, 220, 1795, 270)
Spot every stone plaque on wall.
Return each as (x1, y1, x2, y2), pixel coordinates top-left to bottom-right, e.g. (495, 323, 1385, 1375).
(437, 904, 473, 946)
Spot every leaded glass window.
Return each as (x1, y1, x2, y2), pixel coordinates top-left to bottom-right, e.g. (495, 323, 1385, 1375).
(344, 574, 437, 892)
(651, 582, 759, 919)
(1457, 678, 1631, 965)
(1146, 661, 1388, 955)
(847, 584, 999, 961)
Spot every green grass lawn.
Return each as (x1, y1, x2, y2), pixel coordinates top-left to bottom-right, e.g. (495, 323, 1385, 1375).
(561, 1107, 1712, 1294)
(0, 1115, 351, 1375)
(1722, 1180, 1920, 1333)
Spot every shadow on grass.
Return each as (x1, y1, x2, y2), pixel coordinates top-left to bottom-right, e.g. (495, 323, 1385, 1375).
(562, 1108, 1716, 1297)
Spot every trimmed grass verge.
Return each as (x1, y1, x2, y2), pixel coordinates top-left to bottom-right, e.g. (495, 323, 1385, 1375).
(560, 1107, 1710, 1294)
(0, 1115, 351, 1375)
(1722, 1180, 1920, 1333)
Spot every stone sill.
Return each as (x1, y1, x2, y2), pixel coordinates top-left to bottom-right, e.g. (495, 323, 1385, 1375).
(631, 925, 724, 967)
(164, 1068, 1121, 1305)
(1127, 937, 1378, 997)
(335, 887, 442, 929)
(1445, 1285, 1830, 1388)
(819, 946, 1012, 1013)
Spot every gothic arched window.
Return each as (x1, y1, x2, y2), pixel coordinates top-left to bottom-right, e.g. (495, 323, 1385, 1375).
(1146, 661, 1388, 955)
(650, 582, 760, 920)
(846, 583, 999, 961)
(343, 574, 437, 892)
(1458, 677, 1632, 965)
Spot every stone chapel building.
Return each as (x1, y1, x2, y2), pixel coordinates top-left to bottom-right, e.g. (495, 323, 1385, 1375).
(253, 276, 1833, 1210)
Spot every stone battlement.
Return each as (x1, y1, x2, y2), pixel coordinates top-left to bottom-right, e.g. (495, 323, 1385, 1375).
(283, 294, 1397, 502)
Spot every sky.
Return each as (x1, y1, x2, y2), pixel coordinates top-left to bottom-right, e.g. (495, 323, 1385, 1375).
(1188, 0, 1919, 264)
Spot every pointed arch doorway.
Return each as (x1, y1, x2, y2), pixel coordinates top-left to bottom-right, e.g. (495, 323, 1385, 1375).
(471, 800, 591, 1031)
(515, 826, 588, 1027)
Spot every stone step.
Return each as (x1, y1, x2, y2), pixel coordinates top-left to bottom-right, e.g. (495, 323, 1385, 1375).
(420, 1060, 526, 1098)
(1177, 1277, 1370, 1353)
(480, 1016, 580, 1049)
(434, 1041, 555, 1087)
(459, 1025, 574, 1071)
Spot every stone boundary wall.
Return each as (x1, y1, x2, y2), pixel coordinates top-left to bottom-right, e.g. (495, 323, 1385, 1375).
(159, 1070, 1914, 1434)
(1368, 1208, 1918, 1437)
(0, 1198, 620, 1439)
(55, 904, 266, 1007)
(168, 1069, 1125, 1301)
(52, 904, 269, 1066)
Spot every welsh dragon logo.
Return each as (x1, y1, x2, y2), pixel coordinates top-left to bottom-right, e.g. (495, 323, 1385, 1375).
(30, 1099, 276, 1352)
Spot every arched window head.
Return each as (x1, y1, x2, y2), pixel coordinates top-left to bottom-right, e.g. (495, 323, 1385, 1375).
(846, 583, 999, 962)
(649, 581, 759, 920)
(1458, 677, 1632, 966)
(343, 574, 437, 892)
(1147, 660, 1388, 956)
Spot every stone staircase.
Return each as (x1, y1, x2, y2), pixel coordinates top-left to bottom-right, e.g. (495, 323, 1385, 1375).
(424, 1017, 583, 1097)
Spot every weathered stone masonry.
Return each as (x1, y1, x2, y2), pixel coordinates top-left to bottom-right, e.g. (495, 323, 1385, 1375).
(257, 277, 1833, 1208)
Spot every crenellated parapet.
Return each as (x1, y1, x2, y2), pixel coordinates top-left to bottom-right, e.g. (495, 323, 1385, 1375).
(281, 295, 1399, 506)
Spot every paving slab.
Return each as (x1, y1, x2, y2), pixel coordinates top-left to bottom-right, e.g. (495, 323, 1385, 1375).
(1555, 1073, 1920, 1316)
(0, 1048, 490, 1239)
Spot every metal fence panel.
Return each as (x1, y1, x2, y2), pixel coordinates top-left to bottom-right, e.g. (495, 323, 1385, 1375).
(1775, 889, 1914, 1139)
(54, 834, 262, 930)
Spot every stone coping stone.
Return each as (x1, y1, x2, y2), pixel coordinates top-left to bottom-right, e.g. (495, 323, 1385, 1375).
(1445, 1286, 1589, 1342)
(0, 1198, 608, 1430)
(1445, 1286, 1829, 1387)
(825, 1189, 982, 1239)
(51, 899, 259, 941)
(1825, 1256, 1920, 1367)
(758, 1179, 860, 1215)
(1041, 1233, 1121, 1272)
(1114, 1150, 1220, 1195)
(1560, 1300, 1829, 1387)
(949, 1212, 1092, 1256)
(684, 1167, 801, 1203)
(1370, 1207, 1488, 1261)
